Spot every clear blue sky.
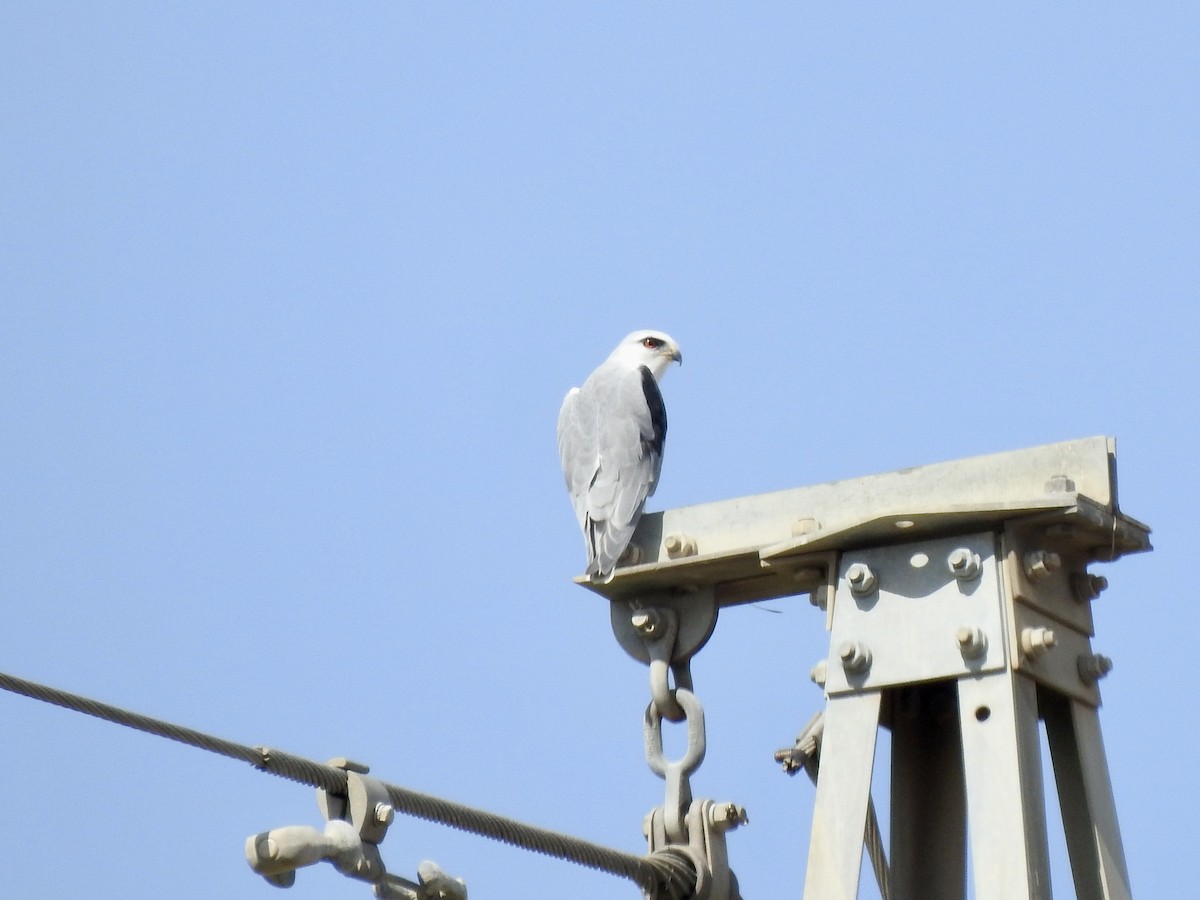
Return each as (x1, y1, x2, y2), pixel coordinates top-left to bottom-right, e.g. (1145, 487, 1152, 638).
(2, 4, 1196, 898)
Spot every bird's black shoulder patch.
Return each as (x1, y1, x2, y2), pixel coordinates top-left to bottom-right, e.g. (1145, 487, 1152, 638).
(639, 366, 667, 454)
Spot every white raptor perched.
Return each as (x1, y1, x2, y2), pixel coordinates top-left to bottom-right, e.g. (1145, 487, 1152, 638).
(557, 330, 682, 579)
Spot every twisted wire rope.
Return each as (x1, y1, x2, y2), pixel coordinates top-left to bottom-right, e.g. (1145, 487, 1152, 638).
(0, 669, 688, 896)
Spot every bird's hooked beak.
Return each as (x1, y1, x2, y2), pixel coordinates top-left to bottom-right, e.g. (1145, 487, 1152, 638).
(668, 345, 683, 366)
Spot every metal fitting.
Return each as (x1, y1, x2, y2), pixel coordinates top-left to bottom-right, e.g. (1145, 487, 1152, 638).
(1044, 474, 1076, 494)
(955, 626, 988, 659)
(373, 803, 394, 826)
(1071, 572, 1109, 603)
(664, 532, 698, 559)
(1078, 653, 1114, 684)
(846, 563, 877, 596)
(1024, 550, 1062, 581)
(838, 641, 872, 674)
(947, 548, 982, 581)
(810, 660, 827, 688)
(791, 517, 820, 537)
(1020, 626, 1057, 659)
(631, 609, 663, 636)
(708, 802, 749, 832)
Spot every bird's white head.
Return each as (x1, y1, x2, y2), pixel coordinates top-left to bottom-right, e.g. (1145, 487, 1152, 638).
(608, 330, 683, 382)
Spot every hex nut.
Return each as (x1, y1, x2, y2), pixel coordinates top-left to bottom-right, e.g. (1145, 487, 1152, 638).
(1020, 626, 1057, 659)
(1078, 653, 1114, 684)
(1044, 474, 1076, 494)
(846, 563, 877, 596)
(1071, 572, 1109, 603)
(617, 543, 643, 566)
(631, 610, 662, 636)
(664, 533, 697, 558)
(809, 660, 828, 688)
(709, 802, 749, 832)
(839, 640, 872, 674)
(948, 548, 982, 581)
(956, 626, 988, 659)
(1024, 550, 1062, 581)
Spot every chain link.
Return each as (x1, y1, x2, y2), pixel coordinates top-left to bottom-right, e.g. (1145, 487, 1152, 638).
(629, 605, 745, 899)
(643, 687, 706, 845)
(633, 606, 709, 849)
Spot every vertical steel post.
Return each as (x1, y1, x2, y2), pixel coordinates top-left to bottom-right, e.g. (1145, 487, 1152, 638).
(889, 682, 967, 900)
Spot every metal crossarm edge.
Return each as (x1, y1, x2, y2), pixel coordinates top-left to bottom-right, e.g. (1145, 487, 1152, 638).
(0, 669, 692, 896)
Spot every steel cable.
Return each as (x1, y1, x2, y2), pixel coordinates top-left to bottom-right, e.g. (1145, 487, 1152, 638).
(0, 669, 690, 896)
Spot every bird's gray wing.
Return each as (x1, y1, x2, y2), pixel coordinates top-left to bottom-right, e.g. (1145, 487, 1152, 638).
(557, 386, 594, 531)
(557, 362, 667, 576)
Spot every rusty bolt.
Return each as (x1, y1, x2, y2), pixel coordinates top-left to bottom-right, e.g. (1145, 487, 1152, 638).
(846, 563, 877, 596)
(1020, 626, 1057, 659)
(948, 548, 982, 581)
(1024, 550, 1062, 581)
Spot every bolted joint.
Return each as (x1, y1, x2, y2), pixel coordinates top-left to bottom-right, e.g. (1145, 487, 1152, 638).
(845, 563, 877, 596)
(1024, 549, 1062, 581)
(1020, 626, 1057, 659)
(664, 532, 698, 559)
(1078, 653, 1114, 684)
(1044, 474, 1077, 494)
(373, 803, 394, 826)
(791, 516, 820, 537)
(631, 609, 663, 637)
(774, 746, 807, 775)
(838, 640, 872, 674)
(947, 548, 982, 581)
(955, 626, 988, 659)
(809, 659, 828, 688)
(708, 802, 749, 832)
(1071, 572, 1109, 603)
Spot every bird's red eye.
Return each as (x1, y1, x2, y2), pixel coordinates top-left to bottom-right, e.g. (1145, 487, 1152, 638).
(642, 337, 663, 350)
